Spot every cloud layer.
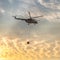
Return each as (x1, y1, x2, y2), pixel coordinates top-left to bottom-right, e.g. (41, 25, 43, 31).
(38, 0, 60, 10)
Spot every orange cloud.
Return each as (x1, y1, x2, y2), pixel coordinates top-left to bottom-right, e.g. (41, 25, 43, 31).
(0, 35, 60, 60)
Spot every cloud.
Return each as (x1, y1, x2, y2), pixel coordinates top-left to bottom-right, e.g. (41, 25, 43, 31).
(8, 0, 14, 4)
(43, 12, 60, 22)
(0, 8, 5, 14)
(0, 35, 60, 59)
(38, 0, 60, 10)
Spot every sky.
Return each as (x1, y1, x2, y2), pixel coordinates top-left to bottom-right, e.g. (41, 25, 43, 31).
(0, 0, 60, 40)
(0, 0, 60, 60)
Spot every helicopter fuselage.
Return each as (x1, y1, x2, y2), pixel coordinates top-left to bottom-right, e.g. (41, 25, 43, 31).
(14, 17, 38, 24)
(25, 18, 38, 24)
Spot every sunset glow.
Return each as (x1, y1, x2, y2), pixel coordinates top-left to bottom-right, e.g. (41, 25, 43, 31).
(0, 36, 60, 60)
(0, 0, 60, 60)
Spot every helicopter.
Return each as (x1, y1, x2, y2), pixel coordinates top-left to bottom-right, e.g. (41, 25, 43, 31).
(13, 12, 43, 25)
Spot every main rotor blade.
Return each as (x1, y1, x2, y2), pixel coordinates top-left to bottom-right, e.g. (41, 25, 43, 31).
(28, 11, 31, 18)
(32, 15, 43, 18)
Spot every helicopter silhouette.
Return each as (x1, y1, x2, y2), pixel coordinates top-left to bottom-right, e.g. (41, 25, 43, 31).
(13, 12, 43, 25)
